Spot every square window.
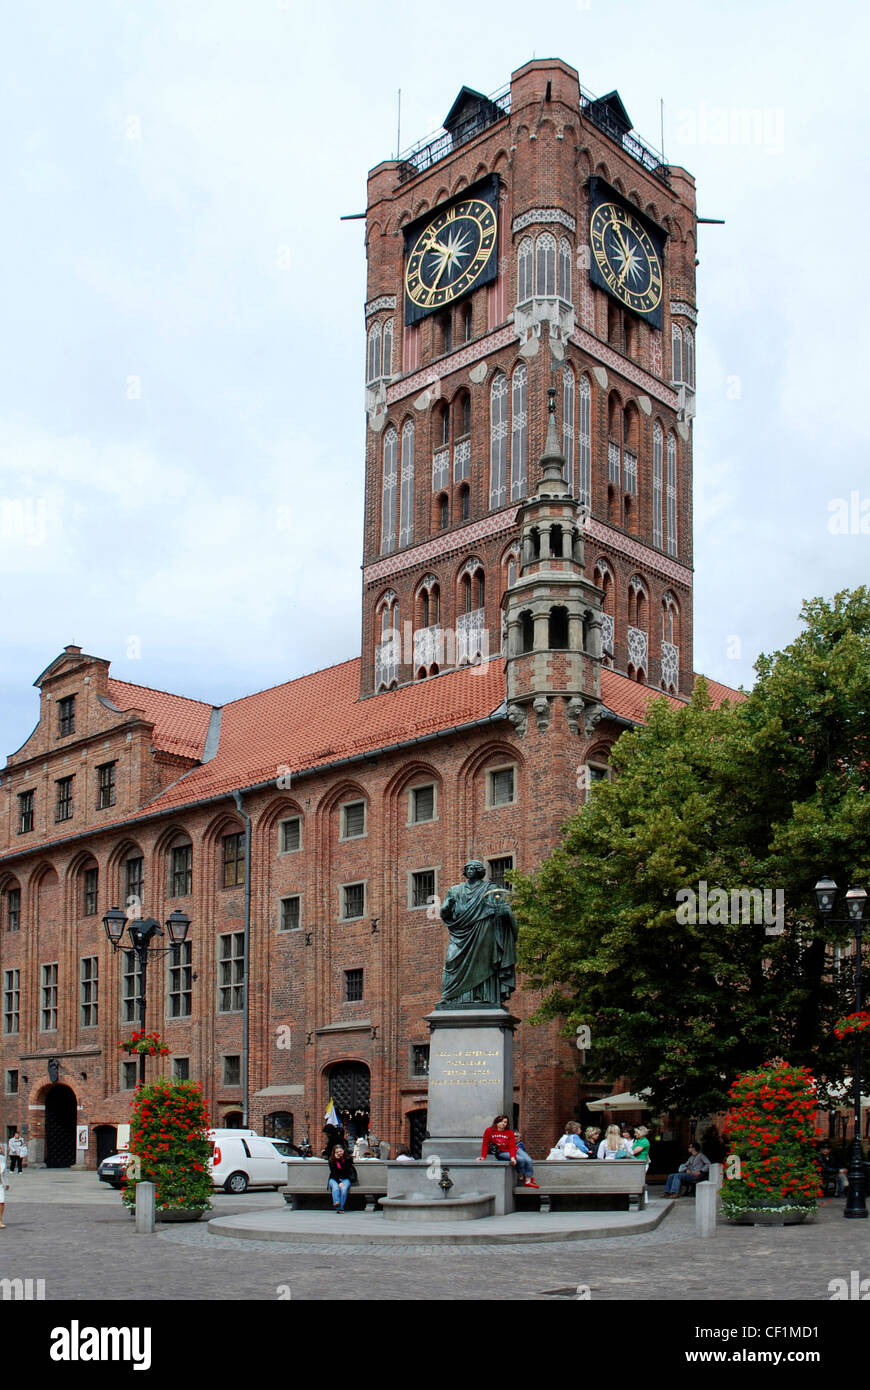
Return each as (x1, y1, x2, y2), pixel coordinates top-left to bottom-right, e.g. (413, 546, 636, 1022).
(487, 855, 514, 888)
(341, 801, 366, 839)
(5, 1069, 18, 1095)
(411, 785, 435, 823)
(168, 941, 192, 1018)
(223, 1054, 241, 1087)
(3, 970, 20, 1035)
(342, 883, 365, 920)
(55, 776, 73, 823)
(173, 1057, 190, 1081)
(279, 817, 301, 853)
(6, 887, 20, 933)
(344, 968, 364, 1002)
(218, 933, 245, 1012)
(280, 896, 301, 932)
(222, 833, 246, 888)
(121, 1061, 138, 1090)
(97, 761, 116, 809)
(170, 844, 193, 897)
(80, 956, 98, 1028)
(41, 963, 58, 1031)
(410, 869, 436, 909)
(83, 867, 98, 916)
(488, 766, 516, 807)
(58, 695, 76, 737)
(585, 763, 611, 801)
(411, 1044, 430, 1078)
(18, 791, 34, 834)
(125, 856, 144, 912)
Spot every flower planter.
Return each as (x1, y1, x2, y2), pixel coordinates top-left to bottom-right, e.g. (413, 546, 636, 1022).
(728, 1208, 813, 1226)
(157, 1207, 207, 1223)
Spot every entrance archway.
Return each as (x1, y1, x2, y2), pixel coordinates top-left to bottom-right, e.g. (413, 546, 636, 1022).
(325, 1061, 370, 1141)
(45, 1084, 77, 1168)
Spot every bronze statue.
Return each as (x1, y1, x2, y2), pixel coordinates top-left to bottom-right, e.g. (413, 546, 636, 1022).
(437, 859, 518, 1009)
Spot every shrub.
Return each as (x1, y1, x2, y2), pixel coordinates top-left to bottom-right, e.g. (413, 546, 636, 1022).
(122, 1078, 212, 1212)
(720, 1063, 821, 1217)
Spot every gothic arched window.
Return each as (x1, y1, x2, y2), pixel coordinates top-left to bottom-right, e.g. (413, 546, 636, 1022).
(666, 432, 678, 556)
(684, 328, 695, 389)
(381, 426, 397, 555)
(672, 324, 683, 385)
(382, 319, 393, 378)
(535, 233, 556, 297)
(489, 372, 509, 510)
(398, 420, 415, 548)
(652, 421, 664, 550)
(558, 237, 572, 301)
(366, 322, 382, 384)
(562, 365, 575, 493)
(510, 363, 528, 502)
(578, 373, 591, 508)
(517, 236, 533, 302)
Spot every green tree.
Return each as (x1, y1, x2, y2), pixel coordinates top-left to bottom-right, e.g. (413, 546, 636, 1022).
(513, 587, 870, 1114)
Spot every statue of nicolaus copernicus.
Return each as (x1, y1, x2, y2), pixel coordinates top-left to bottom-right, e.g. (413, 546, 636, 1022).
(437, 859, 518, 1009)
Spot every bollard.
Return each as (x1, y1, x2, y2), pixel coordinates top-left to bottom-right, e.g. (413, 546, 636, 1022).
(135, 1180, 156, 1234)
(709, 1162, 723, 1190)
(696, 1179, 717, 1238)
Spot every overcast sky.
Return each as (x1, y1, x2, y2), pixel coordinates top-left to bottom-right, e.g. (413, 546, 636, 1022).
(2, 0, 868, 758)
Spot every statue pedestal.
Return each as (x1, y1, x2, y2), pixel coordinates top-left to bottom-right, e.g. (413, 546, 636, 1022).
(421, 1007, 519, 1163)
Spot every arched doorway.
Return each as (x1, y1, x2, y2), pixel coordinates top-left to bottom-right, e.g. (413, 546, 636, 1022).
(45, 1084, 77, 1168)
(326, 1062, 370, 1141)
(95, 1125, 118, 1163)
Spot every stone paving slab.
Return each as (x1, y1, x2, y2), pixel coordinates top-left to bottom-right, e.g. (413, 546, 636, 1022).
(1, 1173, 866, 1301)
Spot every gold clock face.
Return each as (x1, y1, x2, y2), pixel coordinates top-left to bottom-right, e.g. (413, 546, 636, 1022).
(589, 201, 663, 315)
(405, 196, 498, 311)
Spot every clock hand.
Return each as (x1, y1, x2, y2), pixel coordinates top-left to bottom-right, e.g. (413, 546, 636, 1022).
(610, 223, 633, 282)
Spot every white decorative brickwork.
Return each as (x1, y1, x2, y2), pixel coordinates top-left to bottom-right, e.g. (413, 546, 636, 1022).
(627, 626, 648, 672)
(364, 508, 520, 585)
(512, 208, 576, 234)
(432, 448, 449, 492)
(669, 300, 698, 324)
(600, 613, 615, 654)
(570, 329, 679, 410)
(386, 325, 517, 406)
(375, 637, 399, 689)
(453, 437, 470, 482)
(365, 295, 397, 319)
(457, 608, 486, 663)
(585, 518, 692, 587)
(413, 625, 442, 669)
(661, 640, 679, 689)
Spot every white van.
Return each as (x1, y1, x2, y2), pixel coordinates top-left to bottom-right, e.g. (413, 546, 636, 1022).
(207, 1131, 294, 1193)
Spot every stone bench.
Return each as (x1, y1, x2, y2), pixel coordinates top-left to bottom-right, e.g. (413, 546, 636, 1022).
(281, 1158, 388, 1211)
(513, 1158, 648, 1212)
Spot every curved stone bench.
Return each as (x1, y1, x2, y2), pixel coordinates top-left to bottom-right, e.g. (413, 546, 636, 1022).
(281, 1158, 388, 1211)
(514, 1158, 648, 1212)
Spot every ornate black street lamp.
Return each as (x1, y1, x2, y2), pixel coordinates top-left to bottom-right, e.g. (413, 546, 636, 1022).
(102, 906, 192, 1084)
(814, 877, 868, 1219)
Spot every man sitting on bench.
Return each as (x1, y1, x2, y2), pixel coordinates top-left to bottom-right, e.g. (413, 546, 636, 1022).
(663, 1142, 710, 1196)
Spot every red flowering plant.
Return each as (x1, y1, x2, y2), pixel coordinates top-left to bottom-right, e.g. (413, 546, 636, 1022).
(118, 1031, 170, 1057)
(121, 1079, 213, 1212)
(719, 1062, 821, 1218)
(833, 1011, 870, 1040)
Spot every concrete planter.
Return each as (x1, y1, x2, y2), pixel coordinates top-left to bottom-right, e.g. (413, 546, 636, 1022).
(156, 1207, 208, 1223)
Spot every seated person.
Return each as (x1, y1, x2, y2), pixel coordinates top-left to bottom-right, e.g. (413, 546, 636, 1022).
(394, 1145, 414, 1162)
(663, 1142, 710, 1195)
(816, 1143, 845, 1197)
(549, 1121, 590, 1158)
(477, 1114, 539, 1188)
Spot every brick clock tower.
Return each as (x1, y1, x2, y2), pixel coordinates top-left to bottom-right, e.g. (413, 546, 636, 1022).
(360, 58, 696, 707)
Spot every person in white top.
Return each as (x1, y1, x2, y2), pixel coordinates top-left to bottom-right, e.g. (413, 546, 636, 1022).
(597, 1124, 631, 1160)
(0, 1145, 7, 1227)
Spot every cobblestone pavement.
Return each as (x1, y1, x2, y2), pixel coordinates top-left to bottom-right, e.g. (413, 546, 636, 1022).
(0, 1173, 866, 1302)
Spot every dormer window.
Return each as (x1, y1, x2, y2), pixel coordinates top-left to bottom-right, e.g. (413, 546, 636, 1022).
(58, 695, 76, 737)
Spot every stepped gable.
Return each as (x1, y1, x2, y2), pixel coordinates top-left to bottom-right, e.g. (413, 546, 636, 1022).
(106, 679, 214, 760)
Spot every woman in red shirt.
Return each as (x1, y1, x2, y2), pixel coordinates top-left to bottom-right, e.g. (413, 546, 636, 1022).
(478, 1114, 539, 1187)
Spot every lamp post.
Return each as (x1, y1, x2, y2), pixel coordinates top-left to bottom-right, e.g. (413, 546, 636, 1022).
(814, 877, 868, 1219)
(103, 906, 192, 1084)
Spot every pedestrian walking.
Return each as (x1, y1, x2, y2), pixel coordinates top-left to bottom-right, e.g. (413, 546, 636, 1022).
(0, 1144, 7, 1227)
(7, 1130, 26, 1174)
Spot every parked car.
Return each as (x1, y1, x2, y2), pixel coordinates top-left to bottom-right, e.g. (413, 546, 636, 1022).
(97, 1151, 131, 1188)
(207, 1131, 300, 1194)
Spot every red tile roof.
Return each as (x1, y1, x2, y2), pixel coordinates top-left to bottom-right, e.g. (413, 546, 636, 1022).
(106, 679, 214, 760)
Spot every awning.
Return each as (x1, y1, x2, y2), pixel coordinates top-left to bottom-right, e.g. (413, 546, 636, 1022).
(587, 1090, 654, 1112)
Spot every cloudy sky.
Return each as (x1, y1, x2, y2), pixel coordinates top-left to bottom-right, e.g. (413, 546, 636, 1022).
(2, 0, 868, 757)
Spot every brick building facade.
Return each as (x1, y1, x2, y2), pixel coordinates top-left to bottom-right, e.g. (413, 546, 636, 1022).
(0, 58, 737, 1168)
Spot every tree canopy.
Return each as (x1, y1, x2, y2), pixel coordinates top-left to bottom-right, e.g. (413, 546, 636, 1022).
(512, 587, 870, 1114)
